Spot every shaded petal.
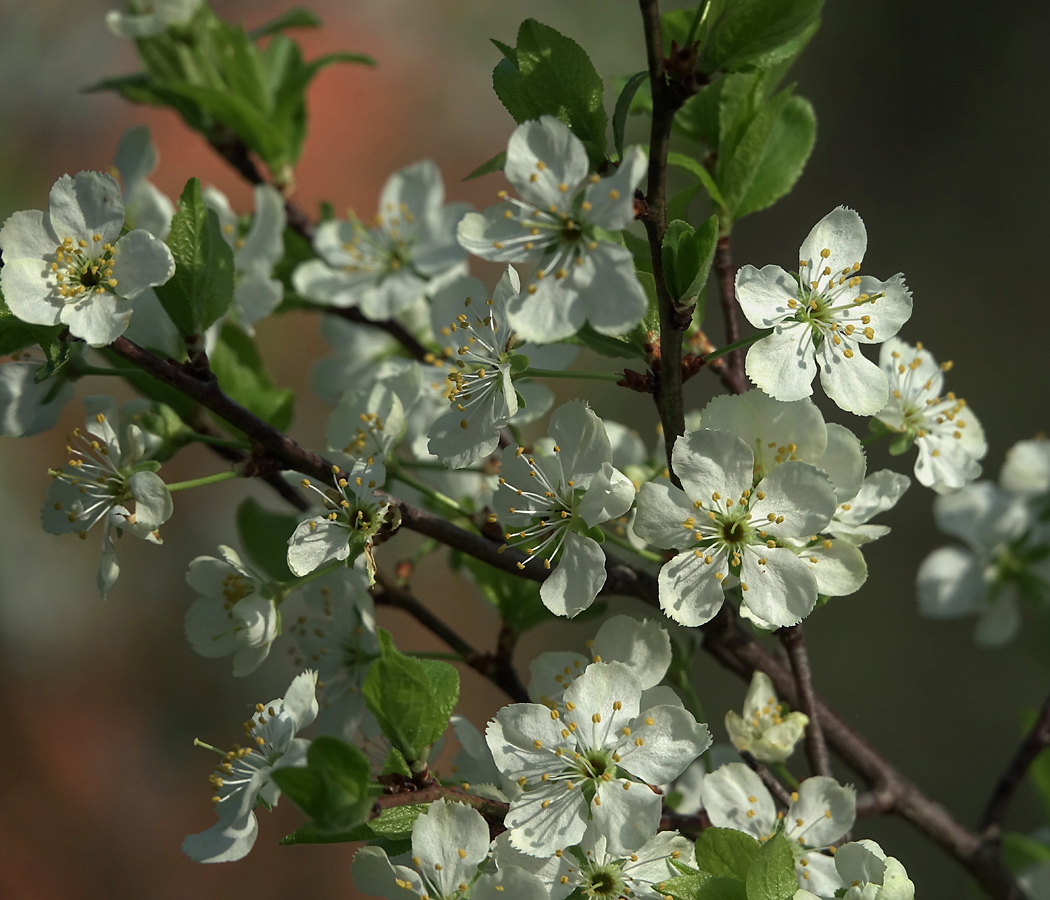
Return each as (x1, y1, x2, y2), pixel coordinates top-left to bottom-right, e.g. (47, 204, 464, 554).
(127, 470, 173, 535)
(184, 595, 240, 658)
(735, 264, 797, 328)
(541, 531, 607, 617)
(578, 463, 635, 527)
(749, 460, 836, 540)
(379, 159, 445, 226)
(614, 705, 711, 784)
(820, 424, 866, 504)
(292, 259, 369, 308)
(233, 275, 283, 330)
(48, 172, 124, 245)
(785, 776, 855, 847)
(60, 292, 133, 346)
(411, 797, 489, 894)
(739, 547, 818, 627)
(505, 117, 589, 210)
(456, 207, 545, 263)
(112, 229, 176, 299)
(237, 185, 286, 273)
(487, 703, 576, 780)
(798, 207, 867, 291)
(658, 549, 728, 626)
(0, 209, 58, 260)
(799, 539, 867, 597)
(592, 615, 671, 691)
(593, 778, 662, 856)
(816, 338, 888, 416)
(633, 481, 698, 550)
(917, 545, 984, 618)
(850, 274, 912, 342)
(584, 146, 647, 229)
(473, 868, 552, 900)
(0, 360, 73, 437)
(932, 481, 1029, 550)
(506, 271, 587, 343)
(506, 783, 589, 857)
(673, 429, 754, 505)
(549, 399, 611, 485)
(746, 323, 818, 401)
(1, 257, 62, 326)
(575, 242, 648, 336)
(700, 762, 776, 840)
(286, 517, 350, 576)
(974, 587, 1021, 646)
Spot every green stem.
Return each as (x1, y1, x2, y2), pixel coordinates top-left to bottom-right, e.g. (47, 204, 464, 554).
(704, 329, 772, 362)
(860, 431, 887, 447)
(683, 0, 711, 47)
(508, 424, 525, 446)
(72, 364, 144, 378)
(186, 433, 252, 450)
(602, 527, 663, 564)
(775, 763, 800, 791)
(166, 470, 240, 492)
(520, 367, 622, 382)
(400, 459, 487, 474)
(390, 470, 471, 519)
(407, 651, 464, 661)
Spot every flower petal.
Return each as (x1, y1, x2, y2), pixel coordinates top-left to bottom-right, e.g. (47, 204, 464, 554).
(658, 548, 728, 626)
(592, 615, 671, 691)
(0, 256, 62, 326)
(798, 207, 867, 292)
(578, 462, 635, 527)
(820, 424, 866, 504)
(739, 547, 818, 627)
(540, 531, 607, 617)
(505, 117, 589, 210)
(506, 270, 587, 343)
(749, 460, 836, 539)
(0, 209, 59, 260)
(584, 146, 647, 229)
(549, 399, 611, 486)
(672, 428, 754, 505)
(411, 798, 490, 895)
(286, 517, 350, 577)
(798, 539, 867, 597)
(917, 545, 984, 618)
(700, 762, 776, 840)
(633, 480, 700, 551)
(615, 704, 711, 784)
(60, 291, 134, 346)
(574, 242, 648, 336)
(745, 322, 818, 402)
(48, 172, 125, 245)
(786, 776, 855, 847)
(816, 338, 888, 416)
(735, 264, 797, 328)
(592, 777, 662, 856)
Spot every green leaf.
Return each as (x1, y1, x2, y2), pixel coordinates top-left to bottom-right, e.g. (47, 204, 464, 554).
(716, 88, 793, 218)
(734, 95, 815, 219)
(695, 828, 762, 881)
(455, 554, 554, 634)
(613, 71, 649, 160)
(285, 801, 428, 846)
(568, 323, 644, 361)
(703, 0, 825, 73)
(209, 323, 295, 432)
(464, 151, 507, 181)
(665, 872, 748, 900)
(236, 497, 300, 581)
(668, 151, 727, 209)
(491, 19, 608, 167)
(248, 7, 323, 41)
(1002, 832, 1050, 871)
(154, 178, 234, 337)
(381, 747, 413, 778)
(745, 833, 797, 900)
(621, 230, 654, 276)
(661, 216, 717, 309)
(363, 630, 460, 763)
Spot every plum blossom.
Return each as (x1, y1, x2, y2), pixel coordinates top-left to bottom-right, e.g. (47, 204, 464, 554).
(486, 660, 711, 857)
(182, 670, 318, 863)
(701, 763, 855, 895)
(458, 116, 648, 342)
(496, 401, 636, 617)
(875, 337, 986, 494)
(41, 395, 172, 598)
(0, 358, 74, 438)
(835, 840, 915, 900)
(183, 546, 278, 677)
(723, 671, 808, 764)
(0, 171, 175, 346)
(106, 0, 202, 38)
(633, 429, 836, 628)
(293, 160, 470, 319)
(736, 207, 912, 415)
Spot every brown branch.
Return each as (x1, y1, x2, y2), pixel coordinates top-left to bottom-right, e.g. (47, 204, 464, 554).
(740, 751, 793, 807)
(106, 334, 1022, 899)
(372, 572, 529, 703)
(371, 783, 509, 828)
(980, 689, 1050, 835)
(713, 235, 748, 393)
(779, 624, 830, 776)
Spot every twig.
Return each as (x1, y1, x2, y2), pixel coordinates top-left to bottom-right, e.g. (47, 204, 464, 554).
(980, 689, 1050, 835)
(779, 624, 830, 777)
(740, 751, 793, 807)
(372, 571, 529, 703)
(371, 783, 509, 826)
(713, 235, 749, 392)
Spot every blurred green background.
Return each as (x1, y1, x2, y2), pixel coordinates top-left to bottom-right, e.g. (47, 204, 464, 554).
(0, 0, 1048, 897)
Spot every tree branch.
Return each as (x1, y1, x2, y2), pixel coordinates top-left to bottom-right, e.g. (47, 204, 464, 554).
(980, 689, 1050, 835)
(740, 751, 793, 807)
(779, 624, 830, 776)
(714, 234, 748, 391)
(372, 571, 529, 703)
(371, 783, 509, 827)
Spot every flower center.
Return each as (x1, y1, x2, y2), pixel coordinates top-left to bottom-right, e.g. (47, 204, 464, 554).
(53, 235, 118, 303)
(582, 863, 626, 899)
(499, 448, 577, 571)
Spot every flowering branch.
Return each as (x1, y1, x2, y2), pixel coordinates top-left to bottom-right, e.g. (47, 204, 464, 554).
(779, 624, 831, 776)
(980, 688, 1050, 835)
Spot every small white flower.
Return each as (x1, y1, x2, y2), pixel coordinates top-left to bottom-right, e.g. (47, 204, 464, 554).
(701, 762, 855, 895)
(351, 798, 490, 900)
(204, 184, 286, 333)
(633, 429, 836, 628)
(182, 670, 318, 863)
(458, 116, 648, 342)
(917, 480, 1048, 645)
(486, 660, 711, 857)
(41, 395, 173, 598)
(724, 671, 808, 764)
(835, 840, 915, 900)
(112, 126, 175, 240)
(736, 206, 912, 415)
(183, 546, 278, 677)
(327, 381, 406, 488)
(1001, 437, 1050, 500)
(293, 160, 470, 319)
(527, 614, 673, 708)
(875, 337, 986, 494)
(0, 171, 175, 346)
(496, 400, 636, 617)
(0, 358, 74, 437)
(106, 0, 202, 38)
(286, 559, 380, 739)
(287, 461, 388, 577)
(428, 266, 576, 469)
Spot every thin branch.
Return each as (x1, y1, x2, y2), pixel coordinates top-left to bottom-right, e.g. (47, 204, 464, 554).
(980, 689, 1050, 835)
(371, 783, 509, 826)
(779, 624, 830, 776)
(740, 751, 793, 807)
(713, 234, 748, 393)
(372, 571, 529, 703)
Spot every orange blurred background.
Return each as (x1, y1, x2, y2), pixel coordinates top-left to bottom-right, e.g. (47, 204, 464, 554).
(1, 1, 1049, 898)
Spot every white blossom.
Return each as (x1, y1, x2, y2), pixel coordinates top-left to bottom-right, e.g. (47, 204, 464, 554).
(112, 125, 174, 240)
(1001, 438, 1050, 500)
(736, 206, 912, 415)
(0, 171, 175, 346)
(835, 840, 915, 900)
(183, 546, 278, 677)
(182, 670, 318, 863)
(458, 116, 648, 342)
(41, 395, 173, 598)
(486, 660, 711, 857)
(286, 559, 379, 739)
(0, 358, 74, 437)
(875, 337, 986, 494)
(828, 470, 911, 546)
(106, 0, 202, 38)
(701, 763, 855, 895)
(294, 160, 470, 319)
(327, 381, 406, 487)
(428, 267, 576, 468)
(287, 461, 388, 577)
(633, 429, 836, 628)
(496, 401, 636, 617)
(448, 713, 520, 801)
(917, 480, 1048, 645)
(204, 183, 286, 333)
(527, 614, 673, 708)
(724, 671, 808, 764)
(351, 798, 490, 900)
(311, 314, 400, 403)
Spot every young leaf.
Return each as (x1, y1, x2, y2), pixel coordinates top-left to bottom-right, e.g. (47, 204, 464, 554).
(236, 497, 300, 581)
(363, 630, 460, 763)
(464, 151, 507, 181)
(716, 89, 793, 219)
(613, 71, 649, 160)
(664, 871, 748, 900)
(695, 827, 762, 881)
(248, 8, 324, 41)
(154, 178, 234, 337)
(668, 152, 727, 209)
(662, 216, 718, 306)
(703, 0, 825, 73)
(744, 832, 797, 900)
